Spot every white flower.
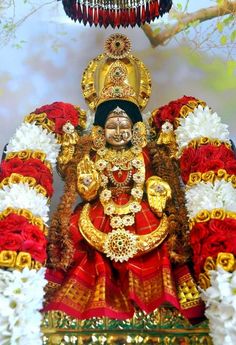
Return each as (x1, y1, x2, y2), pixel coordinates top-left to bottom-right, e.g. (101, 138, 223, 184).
(0, 268, 47, 345)
(129, 202, 141, 213)
(104, 204, 115, 215)
(95, 159, 107, 171)
(200, 267, 236, 345)
(175, 105, 230, 150)
(133, 172, 145, 184)
(101, 174, 109, 187)
(62, 121, 75, 134)
(123, 215, 135, 226)
(162, 121, 173, 133)
(110, 216, 123, 229)
(185, 180, 236, 219)
(97, 148, 107, 157)
(131, 187, 143, 200)
(100, 189, 112, 202)
(0, 183, 49, 223)
(132, 159, 143, 169)
(6, 122, 60, 166)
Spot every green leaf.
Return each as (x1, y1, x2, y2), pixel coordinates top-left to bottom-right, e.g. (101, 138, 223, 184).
(176, 3, 182, 10)
(223, 14, 234, 26)
(220, 35, 227, 45)
(231, 30, 236, 42)
(216, 22, 224, 33)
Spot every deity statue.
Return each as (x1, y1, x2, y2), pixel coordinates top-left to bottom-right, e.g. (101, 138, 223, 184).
(1, 33, 236, 345)
(43, 33, 204, 323)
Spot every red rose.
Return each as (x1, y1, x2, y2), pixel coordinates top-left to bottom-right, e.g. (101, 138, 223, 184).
(180, 147, 204, 182)
(34, 102, 79, 134)
(209, 218, 236, 235)
(205, 159, 224, 172)
(190, 222, 211, 243)
(22, 223, 46, 244)
(22, 240, 46, 263)
(225, 160, 236, 175)
(0, 233, 23, 251)
(0, 158, 24, 181)
(190, 218, 236, 276)
(151, 96, 199, 130)
(0, 214, 29, 234)
(0, 158, 53, 197)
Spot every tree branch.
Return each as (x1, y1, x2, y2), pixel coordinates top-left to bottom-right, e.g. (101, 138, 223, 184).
(142, 0, 236, 47)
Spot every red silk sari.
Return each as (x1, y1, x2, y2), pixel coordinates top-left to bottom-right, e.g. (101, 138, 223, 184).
(45, 148, 204, 322)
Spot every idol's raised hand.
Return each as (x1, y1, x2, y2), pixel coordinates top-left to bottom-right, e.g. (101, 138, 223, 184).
(77, 154, 101, 201)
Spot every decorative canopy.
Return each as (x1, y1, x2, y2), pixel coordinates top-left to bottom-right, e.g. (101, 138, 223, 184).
(61, 0, 173, 28)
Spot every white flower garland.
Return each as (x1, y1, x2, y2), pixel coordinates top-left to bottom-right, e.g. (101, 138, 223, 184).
(201, 267, 236, 345)
(6, 122, 60, 167)
(0, 183, 49, 223)
(0, 267, 47, 345)
(175, 105, 230, 151)
(185, 180, 236, 219)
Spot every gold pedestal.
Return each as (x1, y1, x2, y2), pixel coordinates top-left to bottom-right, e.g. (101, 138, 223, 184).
(42, 307, 212, 345)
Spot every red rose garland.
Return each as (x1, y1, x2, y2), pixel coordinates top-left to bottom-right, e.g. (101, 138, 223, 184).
(0, 213, 47, 263)
(190, 218, 236, 277)
(34, 102, 80, 134)
(180, 144, 236, 184)
(151, 95, 199, 129)
(0, 157, 53, 197)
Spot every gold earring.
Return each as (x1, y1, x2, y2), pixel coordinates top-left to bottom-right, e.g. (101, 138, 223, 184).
(131, 122, 147, 148)
(91, 125, 106, 150)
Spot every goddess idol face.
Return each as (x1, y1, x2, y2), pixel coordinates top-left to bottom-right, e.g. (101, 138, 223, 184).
(104, 107, 133, 149)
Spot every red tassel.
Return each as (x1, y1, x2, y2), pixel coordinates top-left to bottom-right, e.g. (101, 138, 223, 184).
(154, 0, 159, 17)
(98, 6, 103, 27)
(115, 9, 120, 28)
(88, 6, 93, 26)
(136, 6, 141, 27)
(110, 9, 115, 28)
(146, 2, 150, 23)
(125, 8, 129, 27)
(149, 1, 154, 21)
(93, 7, 98, 26)
(120, 9, 125, 27)
(129, 8, 135, 27)
(76, 2, 83, 21)
(141, 4, 146, 24)
(82, 4, 88, 25)
(103, 8, 109, 28)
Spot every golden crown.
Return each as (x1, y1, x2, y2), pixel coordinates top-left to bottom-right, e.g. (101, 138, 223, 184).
(81, 33, 151, 111)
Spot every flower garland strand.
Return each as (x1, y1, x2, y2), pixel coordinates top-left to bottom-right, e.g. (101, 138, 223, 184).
(0, 268, 47, 345)
(200, 267, 236, 345)
(0, 102, 84, 345)
(151, 96, 236, 345)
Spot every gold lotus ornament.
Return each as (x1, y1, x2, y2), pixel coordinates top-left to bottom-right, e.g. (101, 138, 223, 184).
(103, 228, 137, 263)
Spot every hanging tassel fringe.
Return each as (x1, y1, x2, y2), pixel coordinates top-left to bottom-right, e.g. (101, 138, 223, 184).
(61, 0, 172, 28)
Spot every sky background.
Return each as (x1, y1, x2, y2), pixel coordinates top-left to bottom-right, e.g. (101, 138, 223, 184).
(0, 0, 235, 206)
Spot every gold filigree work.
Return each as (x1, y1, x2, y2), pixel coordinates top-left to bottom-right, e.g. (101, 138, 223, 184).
(177, 273, 201, 310)
(79, 203, 169, 261)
